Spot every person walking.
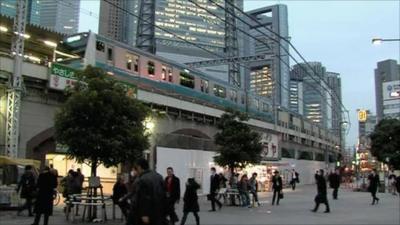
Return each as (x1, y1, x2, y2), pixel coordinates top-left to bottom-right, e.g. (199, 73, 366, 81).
(271, 171, 283, 206)
(165, 167, 180, 225)
(368, 169, 380, 205)
(76, 168, 85, 193)
(31, 166, 58, 225)
(388, 170, 397, 195)
(49, 164, 58, 177)
(328, 169, 341, 200)
(249, 173, 260, 207)
(290, 169, 299, 190)
(132, 158, 166, 225)
(180, 178, 200, 225)
(311, 169, 330, 213)
(209, 167, 222, 211)
(16, 165, 36, 217)
(238, 174, 250, 207)
(112, 175, 129, 219)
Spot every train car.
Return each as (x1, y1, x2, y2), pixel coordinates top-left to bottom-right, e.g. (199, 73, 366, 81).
(58, 32, 274, 123)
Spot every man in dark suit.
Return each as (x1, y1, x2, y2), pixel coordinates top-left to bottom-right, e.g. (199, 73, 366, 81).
(328, 169, 341, 200)
(368, 169, 380, 205)
(165, 167, 180, 225)
(311, 169, 330, 213)
(209, 167, 222, 212)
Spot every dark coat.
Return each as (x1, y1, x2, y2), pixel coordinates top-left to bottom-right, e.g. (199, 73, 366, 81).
(183, 179, 200, 213)
(272, 175, 283, 191)
(34, 171, 58, 215)
(315, 174, 328, 203)
(134, 170, 166, 225)
(112, 182, 128, 204)
(210, 174, 220, 194)
(17, 171, 36, 199)
(368, 174, 380, 193)
(396, 176, 400, 194)
(329, 173, 341, 189)
(165, 175, 180, 202)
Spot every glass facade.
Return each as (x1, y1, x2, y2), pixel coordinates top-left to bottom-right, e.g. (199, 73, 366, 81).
(250, 65, 274, 98)
(0, 0, 40, 25)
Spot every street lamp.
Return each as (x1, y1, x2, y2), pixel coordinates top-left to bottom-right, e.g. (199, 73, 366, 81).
(372, 38, 400, 45)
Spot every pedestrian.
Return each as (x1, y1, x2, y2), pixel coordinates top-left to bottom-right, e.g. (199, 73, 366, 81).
(238, 174, 250, 207)
(16, 165, 36, 217)
(271, 170, 283, 206)
(112, 175, 129, 219)
(328, 169, 341, 200)
(49, 164, 58, 177)
(124, 167, 139, 225)
(367, 169, 380, 205)
(31, 166, 58, 225)
(290, 169, 299, 190)
(180, 178, 200, 225)
(132, 158, 166, 225)
(311, 169, 330, 213)
(165, 167, 180, 225)
(76, 168, 85, 193)
(388, 170, 397, 195)
(208, 167, 222, 211)
(228, 173, 239, 206)
(249, 173, 260, 207)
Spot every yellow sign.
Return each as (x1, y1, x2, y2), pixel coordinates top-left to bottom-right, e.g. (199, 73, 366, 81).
(358, 110, 367, 122)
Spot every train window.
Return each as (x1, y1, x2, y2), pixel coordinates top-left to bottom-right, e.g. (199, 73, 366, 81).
(180, 71, 194, 88)
(126, 55, 132, 70)
(229, 89, 237, 102)
(125, 54, 139, 72)
(200, 79, 209, 93)
(107, 47, 113, 61)
(161, 66, 167, 80)
(96, 41, 105, 52)
(147, 61, 155, 75)
(213, 84, 226, 98)
(168, 69, 173, 82)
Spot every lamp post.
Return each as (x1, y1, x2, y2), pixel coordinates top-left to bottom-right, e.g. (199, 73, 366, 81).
(372, 38, 400, 45)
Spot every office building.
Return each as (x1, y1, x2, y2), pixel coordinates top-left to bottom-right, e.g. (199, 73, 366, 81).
(244, 5, 290, 107)
(292, 62, 328, 128)
(99, 0, 138, 46)
(289, 70, 303, 115)
(0, 0, 40, 24)
(374, 59, 400, 121)
(0, 0, 80, 34)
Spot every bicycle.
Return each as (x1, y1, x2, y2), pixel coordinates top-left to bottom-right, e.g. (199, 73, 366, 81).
(53, 190, 62, 206)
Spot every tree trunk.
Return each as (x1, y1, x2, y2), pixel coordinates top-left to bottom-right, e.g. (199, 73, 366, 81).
(89, 160, 98, 220)
(91, 160, 97, 177)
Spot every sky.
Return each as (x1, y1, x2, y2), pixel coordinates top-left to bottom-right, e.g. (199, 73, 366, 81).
(78, 0, 400, 148)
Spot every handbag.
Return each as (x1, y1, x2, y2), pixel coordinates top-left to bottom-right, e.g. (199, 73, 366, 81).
(206, 194, 212, 201)
(278, 192, 284, 199)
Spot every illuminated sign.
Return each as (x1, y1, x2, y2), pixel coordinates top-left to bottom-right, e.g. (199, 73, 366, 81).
(358, 110, 367, 122)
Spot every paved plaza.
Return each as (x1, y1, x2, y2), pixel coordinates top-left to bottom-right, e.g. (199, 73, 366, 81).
(1, 185, 399, 225)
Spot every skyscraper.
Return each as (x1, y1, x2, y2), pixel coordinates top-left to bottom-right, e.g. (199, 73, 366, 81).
(244, 5, 290, 108)
(289, 69, 303, 115)
(0, 0, 40, 24)
(292, 62, 328, 128)
(374, 59, 400, 121)
(99, 0, 138, 46)
(0, 0, 80, 34)
(327, 72, 343, 148)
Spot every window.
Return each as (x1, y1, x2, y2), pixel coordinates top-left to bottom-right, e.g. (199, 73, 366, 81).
(125, 53, 139, 72)
(161, 66, 167, 80)
(262, 103, 270, 112)
(241, 94, 245, 104)
(229, 89, 237, 102)
(96, 41, 105, 52)
(168, 69, 173, 82)
(213, 84, 226, 98)
(180, 71, 194, 88)
(126, 55, 132, 70)
(147, 61, 155, 75)
(253, 99, 260, 110)
(200, 79, 209, 93)
(107, 47, 113, 61)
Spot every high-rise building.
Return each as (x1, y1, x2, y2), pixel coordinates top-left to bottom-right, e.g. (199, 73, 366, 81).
(327, 72, 342, 133)
(0, 0, 40, 24)
(374, 59, 400, 121)
(39, 0, 80, 34)
(244, 5, 290, 107)
(289, 70, 303, 115)
(292, 62, 328, 128)
(99, 0, 138, 46)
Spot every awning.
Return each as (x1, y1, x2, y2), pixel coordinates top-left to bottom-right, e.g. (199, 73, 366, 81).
(0, 156, 41, 169)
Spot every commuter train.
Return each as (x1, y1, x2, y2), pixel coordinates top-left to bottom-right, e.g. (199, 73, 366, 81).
(59, 32, 274, 122)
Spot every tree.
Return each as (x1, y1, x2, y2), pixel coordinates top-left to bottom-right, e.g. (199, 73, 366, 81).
(213, 108, 263, 174)
(55, 66, 150, 176)
(370, 118, 400, 170)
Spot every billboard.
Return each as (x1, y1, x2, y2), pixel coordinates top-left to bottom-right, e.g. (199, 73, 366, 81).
(260, 133, 279, 161)
(48, 63, 78, 90)
(358, 110, 367, 122)
(382, 80, 400, 101)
